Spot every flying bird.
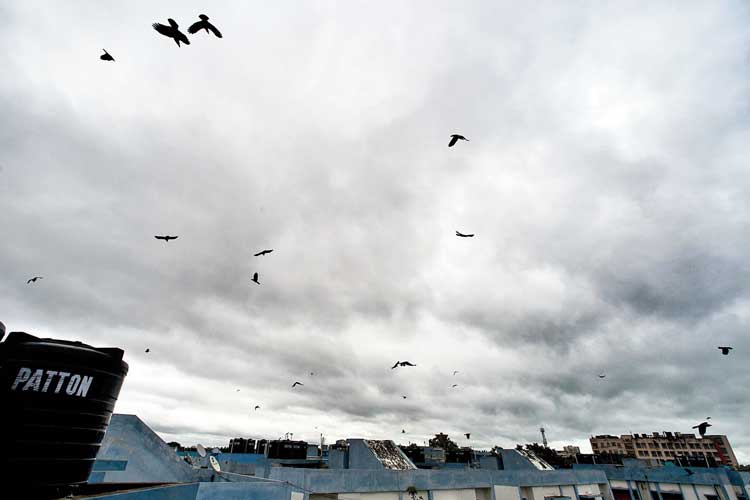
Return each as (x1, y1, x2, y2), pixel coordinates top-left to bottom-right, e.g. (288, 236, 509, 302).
(152, 19, 191, 47)
(291, 381, 304, 388)
(144, 348, 150, 353)
(451, 384, 459, 388)
(464, 433, 471, 439)
(254, 405, 260, 411)
(100, 49, 114, 61)
(236, 389, 241, 392)
(188, 14, 223, 38)
(453, 371, 460, 376)
(718, 346, 733, 355)
(310, 372, 315, 376)
(254, 249, 273, 257)
(448, 134, 469, 147)
(27, 276, 43, 284)
(455, 231, 474, 238)
(251, 272, 260, 285)
(402, 395, 407, 399)
(154, 235, 178, 242)
(692, 421, 712, 437)
(401, 429, 406, 434)
(391, 361, 417, 369)
(598, 374, 606, 379)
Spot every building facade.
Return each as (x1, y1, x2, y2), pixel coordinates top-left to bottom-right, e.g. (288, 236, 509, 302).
(590, 433, 739, 468)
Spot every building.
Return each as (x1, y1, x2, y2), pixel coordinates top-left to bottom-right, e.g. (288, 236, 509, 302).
(560, 446, 582, 458)
(590, 432, 739, 468)
(80, 414, 750, 500)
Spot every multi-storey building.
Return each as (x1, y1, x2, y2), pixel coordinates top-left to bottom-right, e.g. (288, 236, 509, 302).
(590, 432, 739, 468)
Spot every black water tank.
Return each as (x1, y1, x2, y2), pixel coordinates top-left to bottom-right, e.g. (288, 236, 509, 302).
(0, 331, 128, 496)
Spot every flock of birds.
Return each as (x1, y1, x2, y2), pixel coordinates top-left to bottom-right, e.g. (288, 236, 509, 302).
(21, 11, 735, 446)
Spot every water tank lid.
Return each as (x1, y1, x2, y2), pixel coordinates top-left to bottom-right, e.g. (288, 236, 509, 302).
(1, 331, 126, 362)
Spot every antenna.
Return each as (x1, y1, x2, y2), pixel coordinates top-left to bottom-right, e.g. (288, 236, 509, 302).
(196, 444, 207, 458)
(540, 427, 548, 447)
(209, 455, 221, 473)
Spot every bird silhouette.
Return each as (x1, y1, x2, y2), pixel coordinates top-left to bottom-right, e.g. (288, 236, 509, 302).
(254, 405, 260, 411)
(254, 249, 273, 257)
(391, 361, 417, 369)
(464, 433, 471, 439)
(718, 346, 733, 355)
(152, 19, 191, 47)
(236, 389, 241, 392)
(310, 372, 315, 376)
(402, 395, 407, 399)
(100, 49, 114, 61)
(401, 429, 406, 434)
(188, 14, 223, 38)
(453, 370, 460, 376)
(154, 235, 178, 242)
(451, 384, 459, 388)
(251, 272, 260, 285)
(598, 374, 606, 379)
(455, 231, 474, 238)
(448, 134, 469, 147)
(692, 421, 712, 437)
(292, 381, 304, 388)
(145, 348, 150, 353)
(27, 276, 43, 284)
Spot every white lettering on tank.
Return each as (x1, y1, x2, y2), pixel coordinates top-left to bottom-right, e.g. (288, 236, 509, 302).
(23, 369, 44, 391)
(55, 372, 71, 393)
(66, 374, 81, 395)
(11, 367, 32, 390)
(77, 375, 93, 397)
(41, 370, 58, 392)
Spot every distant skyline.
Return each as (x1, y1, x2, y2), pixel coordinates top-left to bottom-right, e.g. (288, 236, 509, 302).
(1, 2, 749, 462)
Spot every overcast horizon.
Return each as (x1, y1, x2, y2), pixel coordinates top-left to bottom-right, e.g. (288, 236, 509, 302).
(2, 1, 750, 461)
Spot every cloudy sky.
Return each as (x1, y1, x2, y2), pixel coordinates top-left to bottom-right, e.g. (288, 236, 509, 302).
(2, 1, 750, 461)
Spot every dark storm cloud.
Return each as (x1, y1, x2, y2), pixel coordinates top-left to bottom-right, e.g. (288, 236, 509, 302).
(1, 1, 749, 460)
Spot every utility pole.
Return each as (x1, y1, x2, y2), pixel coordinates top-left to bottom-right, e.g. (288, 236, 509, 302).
(540, 427, 548, 447)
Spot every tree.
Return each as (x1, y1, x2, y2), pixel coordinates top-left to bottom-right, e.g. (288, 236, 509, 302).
(429, 433, 459, 451)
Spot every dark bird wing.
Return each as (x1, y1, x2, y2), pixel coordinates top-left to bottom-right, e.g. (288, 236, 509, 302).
(176, 30, 191, 45)
(449, 136, 458, 147)
(253, 272, 259, 281)
(401, 361, 416, 366)
(152, 23, 173, 37)
(207, 22, 223, 38)
(155, 235, 166, 240)
(391, 361, 400, 369)
(187, 21, 203, 34)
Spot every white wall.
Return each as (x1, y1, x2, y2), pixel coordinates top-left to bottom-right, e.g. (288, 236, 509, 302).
(342, 493, 400, 500)
(495, 486, 522, 500)
(561, 486, 577, 499)
(433, 489, 477, 500)
(578, 484, 602, 496)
